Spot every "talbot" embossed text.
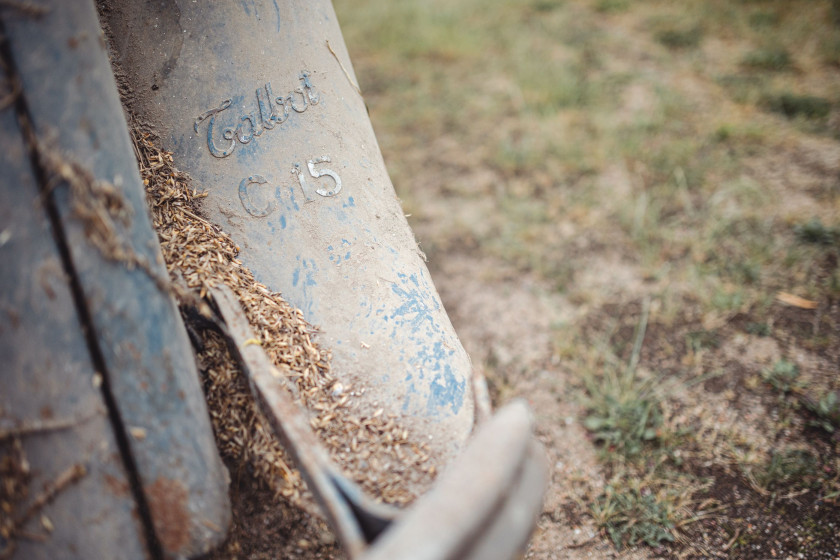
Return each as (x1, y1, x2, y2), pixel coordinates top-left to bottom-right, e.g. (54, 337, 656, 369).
(193, 71, 320, 158)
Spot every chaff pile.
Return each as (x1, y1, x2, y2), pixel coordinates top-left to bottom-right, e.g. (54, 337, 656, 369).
(136, 132, 435, 510)
(0, 437, 28, 558)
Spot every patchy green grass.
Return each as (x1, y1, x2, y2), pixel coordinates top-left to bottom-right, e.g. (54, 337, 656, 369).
(582, 303, 665, 457)
(591, 482, 678, 549)
(655, 26, 704, 50)
(751, 448, 818, 492)
(336, 0, 840, 555)
(742, 47, 792, 71)
(762, 359, 801, 393)
(795, 218, 840, 246)
(805, 391, 840, 433)
(764, 93, 833, 120)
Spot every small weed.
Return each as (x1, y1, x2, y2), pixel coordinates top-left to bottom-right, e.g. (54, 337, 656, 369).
(718, 74, 768, 105)
(820, 35, 840, 66)
(583, 300, 664, 457)
(748, 11, 779, 29)
(655, 27, 703, 50)
(804, 391, 840, 433)
(762, 359, 800, 393)
(594, 0, 628, 13)
(794, 218, 840, 246)
(752, 448, 817, 491)
(711, 122, 767, 151)
(745, 321, 771, 336)
(742, 47, 791, 72)
(686, 329, 720, 352)
(592, 484, 677, 549)
(713, 125, 732, 142)
(712, 287, 744, 311)
(723, 260, 761, 284)
(529, 0, 563, 13)
(763, 94, 832, 120)
(583, 385, 663, 456)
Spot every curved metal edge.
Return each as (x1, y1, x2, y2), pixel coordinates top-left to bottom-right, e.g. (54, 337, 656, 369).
(210, 286, 374, 559)
(1, 1, 232, 556)
(458, 442, 549, 560)
(360, 400, 535, 560)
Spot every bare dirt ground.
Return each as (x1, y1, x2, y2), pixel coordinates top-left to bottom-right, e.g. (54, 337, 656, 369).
(431, 255, 643, 559)
(335, 0, 840, 558)
(109, 1, 840, 558)
(184, 0, 840, 556)
(9, 1, 838, 559)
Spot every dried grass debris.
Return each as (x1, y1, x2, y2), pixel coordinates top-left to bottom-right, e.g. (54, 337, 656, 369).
(136, 131, 434, 511)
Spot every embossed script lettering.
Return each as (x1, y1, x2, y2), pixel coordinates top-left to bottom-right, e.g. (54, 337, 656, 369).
(194, 72, 320, 158)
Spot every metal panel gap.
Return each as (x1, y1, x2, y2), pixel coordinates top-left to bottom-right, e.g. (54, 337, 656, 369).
(0, 17, 163, 560)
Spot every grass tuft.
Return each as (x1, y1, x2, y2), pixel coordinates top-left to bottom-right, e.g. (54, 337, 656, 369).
(592, 484, 677, 549)
(805, 392, 840, 433)
(655, 27, 703, 49)
(762, 359, 800, 393)
(763, 94, 832, 120)
(529, 0, 563, 12)
(594, 0, 628, 13)
(745, 321, 771, 337)
(742, 47, 792, 72)
(752, 448, 818, 492)
(748, 11, 779, 29)
(794, 218, 840, 246)
(583, 300, 665, 457)
(583, 386, 663, 456)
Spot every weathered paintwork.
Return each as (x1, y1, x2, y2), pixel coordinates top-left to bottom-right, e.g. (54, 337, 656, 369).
(1, 0, 230, 556)
(358, 402, 546, 560)
(102, 0, 475, 460)
(212, 285, 396, 559)
(0, 65, 149, 560)
(212, 285, 546, 560)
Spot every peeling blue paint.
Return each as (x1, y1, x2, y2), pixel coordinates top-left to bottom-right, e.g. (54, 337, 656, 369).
(280, 215, 286, 229)
(301, 258, 318, 286)
(385, 271, 465, 415)
(427, 365, 465, 415)
(389, 273, 441, 335)
(289, 186, 300, 211)
(272, 0, 280, 32)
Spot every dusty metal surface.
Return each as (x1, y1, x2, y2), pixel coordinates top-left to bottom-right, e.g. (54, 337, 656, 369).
(101, 0, 475, 462)
(212, 285, 546, 560)
(359, 400, 546, 560)
(211, 285, 396, 559)
(0, 61, 149, 559)
(0, 0, 230, 556)
(458, 444, 548, 560)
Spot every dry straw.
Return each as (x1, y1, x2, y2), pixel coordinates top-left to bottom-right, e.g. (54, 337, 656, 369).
(137, 132, 434, 512)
